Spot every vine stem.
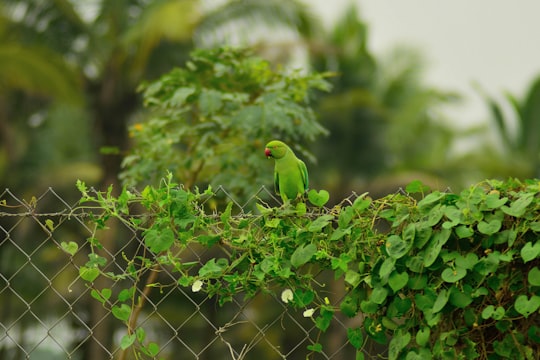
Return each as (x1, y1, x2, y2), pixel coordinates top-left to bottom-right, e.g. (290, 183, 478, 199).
(118, 263, 161, 360)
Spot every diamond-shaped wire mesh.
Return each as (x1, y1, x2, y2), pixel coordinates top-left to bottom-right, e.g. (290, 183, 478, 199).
(0, 187, 388, 360)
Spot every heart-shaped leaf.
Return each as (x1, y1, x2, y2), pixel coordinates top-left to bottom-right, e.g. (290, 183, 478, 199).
(112, 304, 132, 321)
(416, 327, 430, 347)
(79, 266, 99, 282)
(521, 241, 540, 263)
(291, 243, 317, 268)
(449, 286, 472, 308)
(441, 267, 467, 283)
(386, 235, 411, 259)
(501, 193, 534, 217)
(455, 253, 478, 270)
(61, 241, 78, 256)
(369, 287, 388, 304)
(528, 267, 540, 286)
(347, 327, 364, 349)
(389, 331, 411, 360)
(477, 219, 502, 235)
(308, 189, 330, 207)
(388, 271, 409, 292)
(515, 295, 540, 318)
(120, 333, 136, 350)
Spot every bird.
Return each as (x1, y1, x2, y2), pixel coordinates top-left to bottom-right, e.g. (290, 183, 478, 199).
(264, 140, 308, 203)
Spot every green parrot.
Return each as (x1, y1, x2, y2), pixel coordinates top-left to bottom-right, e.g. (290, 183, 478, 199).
(264, 140, 308, 203)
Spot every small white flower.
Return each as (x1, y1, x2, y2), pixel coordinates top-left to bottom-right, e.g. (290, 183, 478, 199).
(281, 289, 294, 303)
(192, 280, 203, 292)
(303, 308, 315, 318)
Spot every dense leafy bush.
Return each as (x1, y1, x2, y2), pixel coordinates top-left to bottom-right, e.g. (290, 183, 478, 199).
(120, 47, 330, 198)
(71, 176, 540, 359)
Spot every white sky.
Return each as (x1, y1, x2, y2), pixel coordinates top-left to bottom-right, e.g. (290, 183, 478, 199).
(309, 0, 540, 129)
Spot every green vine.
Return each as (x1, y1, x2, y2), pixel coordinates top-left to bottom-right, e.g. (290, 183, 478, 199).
(67, 175, 540, 359)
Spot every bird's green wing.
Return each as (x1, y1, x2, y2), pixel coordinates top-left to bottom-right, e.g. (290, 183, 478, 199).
(274, 168, 280, 194)
(298, 159, 308, 191)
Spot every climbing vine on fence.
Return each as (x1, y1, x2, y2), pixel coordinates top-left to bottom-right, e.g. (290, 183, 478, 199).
(69, 174, 540, 359)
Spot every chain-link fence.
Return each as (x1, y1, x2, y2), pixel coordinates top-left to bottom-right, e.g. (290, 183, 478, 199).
(0, 187, 388, 360)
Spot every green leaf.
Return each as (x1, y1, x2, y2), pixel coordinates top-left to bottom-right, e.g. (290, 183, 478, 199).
(136, 327, 146, 343)
(347, 328, 364, 349)
(199, 258, 228, 277)
(345, 270, 361, 287)
(308, 189, 330, 207)
(118, 287, 135, 302)
(112, 304, 132, 322)
(406, 180, 430, 194)
(369, 287, 388, 304)
(416, 327, 430, 347)
(79, 266, 99, 282)
(423, 228, 451, 267)
(315, 307, 333, 331)
(338, 206, 354, 228)
(432, 289, 450, 313)
(352, 196, 371, 212)
(477, 219, 502, 235)
(521, 241, 540, 263)
(528, 267, 540, 286)
(501, 193, 534, 217)
(441, 267, 467, 283)
(389, 331, 411, 360)
(307, 343, 323, 352)
(360, 300, 379, 314)
(120, 333, 136, 350)
(291, 243, 317, 268)
(449, 286, 473, 308)
(146, 342, 160, 357)
(417, 191, 446, 211)
(492, 306, 505, 320)
(481, 305, 494, 319)
(340, 295, 358, 318)
(308, 214, 333, 232)
(529, 222, 540, 232)
(514, 295, 540, 318)
(426, 204, 445, 226)
(330, 227, 350, 241)
(388, 271, 409, 292)
(485, 194, 508, 209)
(455, 253, 478, 270)
(408, 274, 428, 290)
(60, 241, 78, 256)
(455, 225, 474, 239)
(386, 235, 411, 259)
(45, 219, 54, 231)
(90, 288, 112, 305)
(144, 227, 175, 253)
(379, 257, 395, 280)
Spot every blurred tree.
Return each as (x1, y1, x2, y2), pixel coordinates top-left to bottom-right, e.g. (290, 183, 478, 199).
(122, 47, 330, 200)
(1, 0, 321, 192)
(0, 11, 84, 189)
(309, 5, 460, 198)
(475, 75, 540, 178)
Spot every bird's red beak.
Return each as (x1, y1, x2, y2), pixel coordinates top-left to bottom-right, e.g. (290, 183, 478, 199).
(265, 148, 272, 158)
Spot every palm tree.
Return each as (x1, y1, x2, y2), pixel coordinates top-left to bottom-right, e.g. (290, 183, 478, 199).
(478, 75, 540, 178)
(309, 4, 459, 197)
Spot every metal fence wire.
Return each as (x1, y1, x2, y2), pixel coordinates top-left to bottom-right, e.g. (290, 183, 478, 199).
(0, 187, 389, 360)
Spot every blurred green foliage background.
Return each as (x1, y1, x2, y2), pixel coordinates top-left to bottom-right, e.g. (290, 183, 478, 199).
(2, 0, 540, 199)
